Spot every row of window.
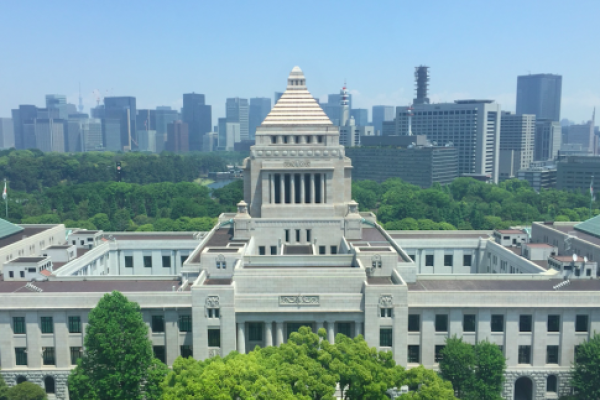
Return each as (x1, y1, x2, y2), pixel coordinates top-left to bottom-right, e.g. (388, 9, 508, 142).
(418, 254, 472, 267)
(284, 229, 312, 244)
(407, 314, 590, 333)
(269, 135, 324, 145)
(124, 255, 187, 269)
(151, 315, 192, 332)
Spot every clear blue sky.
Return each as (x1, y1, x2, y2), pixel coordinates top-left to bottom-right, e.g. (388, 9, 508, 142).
(1, 0, 598, 123)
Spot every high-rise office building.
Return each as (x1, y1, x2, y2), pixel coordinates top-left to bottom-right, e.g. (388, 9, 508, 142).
(372, 106, 395, 135)
(249, 98, 271, 140)
(182, 93, 211, 151)
(166, 121, 189, 153)
(103, 119, 122, 152)
(534, 120, 562, 161)
(136, 109, 156, 132)
(516, 74, 562, 121)
(11, 105, 38, 149)
(45, 94, 68, 119)
(104, 97, 137, 151)
(225, 122, 241, 151)
(217, 117, 227, 150)
(226, 98, 249, 141)
(350, 109, 368, 126)
(67, 117, 102, 152)
(395, 100, 502, 182)
(155, 107, 179, 136)
(30, 119, 65, 153)
(0, 118, 15, 149)
(90, 105, 105, 119)
(563, 115, 596, 154)
(137, 130, 157, 153)
(498, 112, 535, 181)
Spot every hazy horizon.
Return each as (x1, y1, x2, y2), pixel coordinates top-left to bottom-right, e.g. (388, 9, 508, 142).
(0, 0, 598, 123)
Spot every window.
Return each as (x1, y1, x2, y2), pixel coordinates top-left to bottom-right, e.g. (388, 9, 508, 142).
(270, 246, 277, 255)
(444, 255, 453, 266)
(547, 375, 557, 393)
(296, 229, 301, 242)
(162, 255, 171, 268)
(319, 246, 326, 255)
(180, 345, 193, 358)
(435, 314, 448, 332)
(259, 246, 266, 255)
(249, 323, 263, 341)
(306, 229, 312, 242)
(153, 346, 166, 363)
(408, 314, 420, 332)
(380, 328, 392, 347)
(13, 317, 25, 334)
(41, 317, 53, 334)
(68, 316, 81, 333)
(575, 315, 589, 332)
(546, 345, 559, 364)
(179, 315, 192, 332)
(43, 347, 55, 365)
(9, 271, 13, 278)
(407, 345, 420, 363)
(152, 315, 165, 333)
(435, 345, 445, 362)
(208, 329, 221, 347)
(547, 315, 560, 332)
(180, 255, 187, 265)
(125, 256, 133, 268)
(518, 345, 531, 364)
(20, 271, 24, 278)
(463, 254, 472, 266)
(15, 348, 27, 365)
(208, 308, 220, 318)
(70, 347, 82, 365)
(407, 254, 415, 262)
(380, 308, 392, 318)
(330, 246, 337, 255)
(463, 314, 476, 332)
(144, 255, 152, 268)
(338, 323, 352, 338)
(425, 255, 434, 266)
(271, 136, 276, 144)
(285, 229, 290, 242)
(491, 315, 504, 332)
(519, 315, 532, 332)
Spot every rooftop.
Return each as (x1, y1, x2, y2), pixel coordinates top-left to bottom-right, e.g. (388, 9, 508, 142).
(204, 278, 232, 286)
(0, 279, 183, 293)
(391, 232, 491, 240)
(367, 277, 393, 285)
(497, 229, 526, 234)
(408, 279, 600, 292)
(284, 245, 313, 255)
(525, 243, 554, 248)
(45, 245, 72, 249)
(7, 257, 47, 264)
(0, 226, 54, 249)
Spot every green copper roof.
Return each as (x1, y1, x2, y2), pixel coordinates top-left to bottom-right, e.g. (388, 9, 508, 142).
(0, 218, 24, 240)
(574, 214, 600, 238)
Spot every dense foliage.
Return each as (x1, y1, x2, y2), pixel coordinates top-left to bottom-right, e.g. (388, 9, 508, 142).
(4, 382, 46, 400)
(439, 337, 506, 400)
(353, 177, 599, 230)
(162, 327, 456, 400)
(570, 333, 600, 400)
(67, 291, 168, 400)
(0, 148, 245, 192)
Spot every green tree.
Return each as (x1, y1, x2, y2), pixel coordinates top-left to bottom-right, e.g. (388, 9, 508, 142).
(6, 382, 46, 400)
(467, 341, 505, 400)
(0, 371, 8, 400)
(89, 213, 112, 231)
(67, 291, 168, 400)
(571, 333, 600, 400)
(439, 336, 475, 398)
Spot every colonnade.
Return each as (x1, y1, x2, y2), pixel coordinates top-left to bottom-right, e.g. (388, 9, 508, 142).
(269, 172, 326, 204)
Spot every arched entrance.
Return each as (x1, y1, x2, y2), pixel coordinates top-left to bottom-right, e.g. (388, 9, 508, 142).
(44, 376, 55, 394)
(514, 376, 533, 400)
(16, 376, 27, 384)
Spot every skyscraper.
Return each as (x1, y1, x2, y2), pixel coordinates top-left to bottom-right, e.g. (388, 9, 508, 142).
(534, 120, 562, 161)
(499, 112, 535, 181)
(32, 119, 65, 153)
(350, 109, 368, 126)
(226, 98, 249, 142)
(182, 93, 212, 151)
(0, 118, 15, 149)
(249, 98, 271, 140)
(104, 97, 137, 151)
(413, 66, 430, 105)
(516, 74, 562, 121)
(166, 121, 189, 153)
(45, 94, 68, 119)
(372, 106, 395, 135)
(11, 105, 38, 149)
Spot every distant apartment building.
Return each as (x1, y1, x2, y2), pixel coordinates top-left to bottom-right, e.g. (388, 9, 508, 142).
(534, 120, 562, 161)
(499, 112, 535, 181)
(166, 121, 189, 153)
(372, 105, 395, 135)
(249, 98, 271, 140)
(226, 98, 249, 142)
(517, 161, 557, 192)
(394, 100, 502, 182)
(516, 74, 562, 121)
(182, 93, 211, 151)
(0, 118, 15, 149)
(556, 156, 600, 191)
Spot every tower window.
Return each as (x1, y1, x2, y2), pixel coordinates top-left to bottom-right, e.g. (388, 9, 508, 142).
(271, 136, 276, 144)
(317, 135, 323, 143)
(283, 136, 289, 144)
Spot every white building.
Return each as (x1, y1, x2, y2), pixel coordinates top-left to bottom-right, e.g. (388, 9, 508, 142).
(0, 68, 598, 400)
(499, 112, 535, 181)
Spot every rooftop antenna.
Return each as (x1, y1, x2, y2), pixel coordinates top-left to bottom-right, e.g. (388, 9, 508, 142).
(78, 82, 84, 112)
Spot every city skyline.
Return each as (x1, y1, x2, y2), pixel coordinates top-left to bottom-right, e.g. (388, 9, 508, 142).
(0, 0, 598, 123)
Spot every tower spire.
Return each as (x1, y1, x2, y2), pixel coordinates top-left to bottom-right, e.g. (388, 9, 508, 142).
(78, 82, 84, 113)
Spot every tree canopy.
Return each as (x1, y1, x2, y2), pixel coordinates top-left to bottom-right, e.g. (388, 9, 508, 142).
(67, 291, 168, 400)
(5, 382, 46, 400)
(571, 333, 600, 400)
(162, 327, 457, 400)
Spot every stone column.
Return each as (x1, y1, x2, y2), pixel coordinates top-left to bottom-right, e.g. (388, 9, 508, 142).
(356, 322, 363, 337)
(0, 314, 14, 368)
(327, 321, 335, 343)
(290, 174, 296, 204)
(320, 173, 325, 203)
(165, 310, 179, 366)
(265, 322, 273, 347)
(300, 174, 305, 203)
(310, 174, 315, 203)
(276, 322, 284, 346)
(237, 322, 246, 354)
(280, 174, 285, 204)
(270, 174, 275, 204)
